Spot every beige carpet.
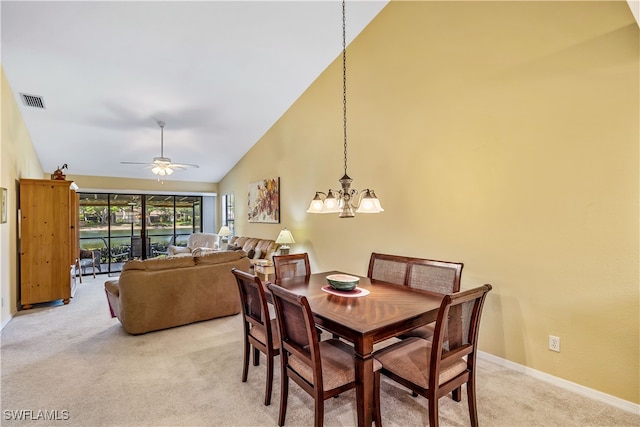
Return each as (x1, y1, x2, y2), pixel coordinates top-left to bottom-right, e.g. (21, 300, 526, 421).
(1, 275, 638, 427)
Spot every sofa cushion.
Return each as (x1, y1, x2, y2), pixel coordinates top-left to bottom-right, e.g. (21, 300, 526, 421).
(192, 247, 216, 257)
(241, 238, 260, 252)
(232, 236, 249, 248)
(194, 250, 247, 265)
(123, 256, 196, 272)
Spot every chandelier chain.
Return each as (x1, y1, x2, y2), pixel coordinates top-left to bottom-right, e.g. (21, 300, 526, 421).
(342, 0, 348, 177)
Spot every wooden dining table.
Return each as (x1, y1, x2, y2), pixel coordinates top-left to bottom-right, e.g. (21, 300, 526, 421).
(274, 271, 444, 427)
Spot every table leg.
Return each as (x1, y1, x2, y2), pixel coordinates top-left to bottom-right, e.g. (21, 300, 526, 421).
(354, 346, 375, 427)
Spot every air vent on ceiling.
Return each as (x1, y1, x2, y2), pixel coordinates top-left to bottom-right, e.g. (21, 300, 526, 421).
(20, 93, 46, 109)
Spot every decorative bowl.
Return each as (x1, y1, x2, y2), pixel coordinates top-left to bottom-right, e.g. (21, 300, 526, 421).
(326, 274, 359, 291)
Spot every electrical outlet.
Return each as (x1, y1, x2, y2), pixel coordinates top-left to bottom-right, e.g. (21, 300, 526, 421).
(549, 335, 560, 352)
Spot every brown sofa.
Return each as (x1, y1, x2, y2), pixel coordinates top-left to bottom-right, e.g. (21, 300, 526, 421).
(227, 236, 280, 262)
(105, 251, 251, 334)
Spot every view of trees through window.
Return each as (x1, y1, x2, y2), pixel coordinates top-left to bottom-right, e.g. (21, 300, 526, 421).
(222, 193, 235, 236)
(79, 192, 202, 274)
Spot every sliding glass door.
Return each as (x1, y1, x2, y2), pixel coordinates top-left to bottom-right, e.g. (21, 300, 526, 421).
(78, 192, 202, 274)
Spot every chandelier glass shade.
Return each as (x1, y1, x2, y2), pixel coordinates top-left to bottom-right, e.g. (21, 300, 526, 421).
(306, 0, 383, 218)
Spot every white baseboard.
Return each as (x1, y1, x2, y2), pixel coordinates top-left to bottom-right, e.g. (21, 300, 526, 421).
(0, 314, 12, 331)
(478, 351, 640, 415)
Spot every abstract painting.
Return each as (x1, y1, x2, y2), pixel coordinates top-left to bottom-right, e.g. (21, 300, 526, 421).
(248, 177, 280, 223)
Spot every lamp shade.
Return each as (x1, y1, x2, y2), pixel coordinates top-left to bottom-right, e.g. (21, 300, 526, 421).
(218, 225, 231, 237)
(275, 228, 295, 245)
(356, 190, 384, 213)
(306, 193, 324, 213)
(322, 190, 342, 213)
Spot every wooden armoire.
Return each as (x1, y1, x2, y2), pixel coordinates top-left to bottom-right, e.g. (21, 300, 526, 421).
(19, 178, 79, 309)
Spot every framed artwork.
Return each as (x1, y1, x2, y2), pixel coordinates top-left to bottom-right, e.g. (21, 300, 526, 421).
(1, 188, 7, 223)
(248, 177, 280, 223)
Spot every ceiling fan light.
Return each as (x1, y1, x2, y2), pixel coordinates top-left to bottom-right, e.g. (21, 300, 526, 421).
(151, 166, 162, 175)
(165, 167, 174, 175)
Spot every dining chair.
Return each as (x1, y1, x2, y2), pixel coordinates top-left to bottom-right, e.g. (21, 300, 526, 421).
(273, 253, 334, 339)
(78, 249, 101, 282)
(374, 284, 492, 427)
(401, 258, 463, 340)
(231, 268, 280, 406)
(367, 252, 409, 285)
(267, 282, 382, 427)
(273, 253, 311, 280)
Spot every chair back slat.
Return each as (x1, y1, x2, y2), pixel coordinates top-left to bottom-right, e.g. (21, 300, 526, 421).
(367, 253, 409, 285)
(273, 253, 311, 280)
(407, 260, 462, 294)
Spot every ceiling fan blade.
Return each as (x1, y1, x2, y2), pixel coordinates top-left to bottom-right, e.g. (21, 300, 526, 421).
(168, 163, 199, 169)
(120, 161, 153, 165)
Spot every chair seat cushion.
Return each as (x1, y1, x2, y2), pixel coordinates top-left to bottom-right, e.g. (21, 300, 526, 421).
(249, 318, 280, 350)
(289, 339, 381, 391)
(374, 337, 467, 389)
(399, 322, 435, 340)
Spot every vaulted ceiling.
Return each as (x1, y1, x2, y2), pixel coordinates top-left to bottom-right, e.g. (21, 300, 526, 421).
(2, 1, 388, 183)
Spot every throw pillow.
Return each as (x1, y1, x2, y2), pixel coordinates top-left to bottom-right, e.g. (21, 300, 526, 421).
(247, 249, 255, 259)
(226, 244, 241, 251)
(252, 248, 262, 259)
(169, 245, 191, 255)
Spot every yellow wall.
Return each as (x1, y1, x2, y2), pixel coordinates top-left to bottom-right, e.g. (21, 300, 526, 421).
(1, 66, 46, 325)
(219, 1, 639, 403)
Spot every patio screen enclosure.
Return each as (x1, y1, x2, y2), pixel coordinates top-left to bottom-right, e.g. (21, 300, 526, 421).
(78, 192, 202, 274)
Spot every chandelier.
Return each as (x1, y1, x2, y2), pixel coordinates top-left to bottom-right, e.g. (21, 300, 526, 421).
(306, 0, 383, 218)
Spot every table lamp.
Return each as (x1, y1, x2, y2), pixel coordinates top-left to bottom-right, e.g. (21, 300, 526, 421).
(275, 228, 295, 255)
(218, 225, 231, 246)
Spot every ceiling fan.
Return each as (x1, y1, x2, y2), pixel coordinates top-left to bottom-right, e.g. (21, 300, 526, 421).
(121, 120, 199, 176)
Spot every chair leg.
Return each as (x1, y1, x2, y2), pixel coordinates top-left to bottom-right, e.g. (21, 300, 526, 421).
(253, 346, 260, 366)
(452, 386, 462, 402)
(374, 370, 382, 427)
(278, 374, 289, 426)
(76, 259, 83, 283)
(241, 337, 250, 383)
(428, 395, 439, 427)
(314, 395, 324, 427)
(265, 353, 274, 406)
(467, 378, 479, 427)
